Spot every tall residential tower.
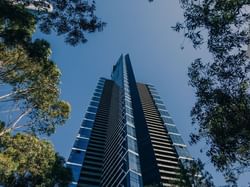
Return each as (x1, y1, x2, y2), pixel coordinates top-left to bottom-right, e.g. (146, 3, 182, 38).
(66, 54, 192, 187)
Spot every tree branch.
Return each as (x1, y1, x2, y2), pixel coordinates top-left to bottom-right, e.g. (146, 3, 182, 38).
(0, 108, 32, 136)
(0, 89, 28, 101)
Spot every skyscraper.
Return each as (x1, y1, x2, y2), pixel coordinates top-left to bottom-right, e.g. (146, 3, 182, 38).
(66, 54, 192, 187)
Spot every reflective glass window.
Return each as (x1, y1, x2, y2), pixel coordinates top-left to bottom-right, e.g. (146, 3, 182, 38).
(156, 104, 166, 110)
(125, 100, 132, 108)
(147, 84, 154, 88)
(149, 87, 156, 92)
(125, 87, 130, 93)
(127, 125, 136, 137)
(150, 90, 159, 95)
(152, 95, 161, 99)
(126, 115, 134, 125)
(90, 101, 99, 107)
(159, 110, 170, 117)
(85, 113, 96, 120)
(162, 117, 174, 124)
(155, 99, 164, 105)
(81, 120, 93, 128)
(67, 165, 81, 182)
(99, 77, 106, 81)
(74, 138, 88, 150)
(175, 146, 191, 158)
(79, 128, 91, 137)
(125, 92, 130, 97)
(92, 96, 100, 102)
(97, 84, 104, 88)
(170, 134, 185, 145)
(125, 96, 131, 101)
(94, 92, 102, 97)
(128, 137, 138, 152)
(129, 171, 142, 187)
(128, 152, 141, 173)
(98, 81, 105, 85)
(96, 85, 103, 90)
(126, 107, 133, 116)
(87, 107, 98, 113)
(95, 88, 103, 93)
(68, 150, 85, 164)
(165, 125, 179, 134)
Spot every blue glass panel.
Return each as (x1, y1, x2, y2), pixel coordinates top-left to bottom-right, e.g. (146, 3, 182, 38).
(128, 137, 138, 152)
(126, 115, 134, 124)
(147, 84, 155, 89)
(159, 110, 170, 117)
(175, 146, 191, 158)
(95, 88, 103, 93)
(162, 117, 174, 124)
(125, 87, 130, 93)
(128, 152, 141, 173)
(125, 100, 132, 107)
(92, 96, 100, 102)
(85, 112, 96, 120)
(129, 171, 142, 187)
(125, 92, 131, 98)
(156, 104, 166, 110)
(98, 81, 105, 85)
(94, 92, 102, 97)
(68, 150, 85, 164)
(87, 107, 98, 113)
(126, 107, 133, 116)
(127, 125, 136, 137)
(154, 99, 164, 104)
(69, 184, 77, 187)
(81, 120, 93, 128)
(99, 77, 106, 81)
(150, 90, 159, 95)
(74, 138, 88, 149)
(79, 128, 91, 137)
(67, 164, 81, 183)
(96, 85, 103, 90)
(165, 125, 179, 134)
(90, 101, 99, 107)
(152, 95, 161, 99)
(170, 134, 185, 145)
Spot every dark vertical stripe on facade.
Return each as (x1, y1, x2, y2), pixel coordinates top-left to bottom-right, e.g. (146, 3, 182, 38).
(125, 55, 161, 186)
(100, 82, 126, 187)
(78, 80, 114, 187)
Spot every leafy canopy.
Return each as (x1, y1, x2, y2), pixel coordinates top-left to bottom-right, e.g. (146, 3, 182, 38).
(0, 133, 72, 187)
(0, 0, 105, 46)
(0, 41, 71, 136)
(173, 0, 250, 184)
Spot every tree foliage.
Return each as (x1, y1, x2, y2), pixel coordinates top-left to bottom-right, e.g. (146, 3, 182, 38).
(0, 0, 105, 46)
(173, 0, 250, 184)
(0, 41, 70, 136)
(0, 0, 75, 136)
(175, 159, 215, 187)
(0, 133, 72, 187)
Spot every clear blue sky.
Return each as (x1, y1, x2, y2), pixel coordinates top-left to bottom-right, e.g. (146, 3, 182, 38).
(35, 0, 249, 186)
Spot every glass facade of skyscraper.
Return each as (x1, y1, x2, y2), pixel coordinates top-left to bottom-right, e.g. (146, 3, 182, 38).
(66, 54, 192, 187)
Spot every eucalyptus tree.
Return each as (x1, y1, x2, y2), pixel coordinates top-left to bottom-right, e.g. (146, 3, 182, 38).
(0, 0, 105, 46)
(0, 133, 72, 187)
(172, 0, 250, 184)
(0, 42, 70, 136)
